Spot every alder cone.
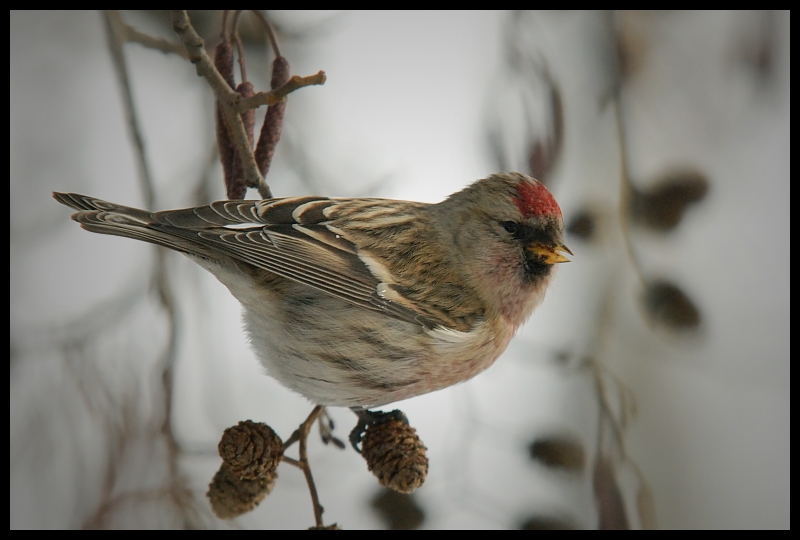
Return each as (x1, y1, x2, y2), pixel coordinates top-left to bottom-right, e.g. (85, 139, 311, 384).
(218, 420, 283, 480)
(361, 418, 428, 494)
(207, 464, 275, 519)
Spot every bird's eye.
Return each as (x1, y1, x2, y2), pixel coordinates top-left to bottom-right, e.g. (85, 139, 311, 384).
(501, 221, 519, 235)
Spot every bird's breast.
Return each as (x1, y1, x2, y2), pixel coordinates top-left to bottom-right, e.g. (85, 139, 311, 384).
(421, 316, 515, 391)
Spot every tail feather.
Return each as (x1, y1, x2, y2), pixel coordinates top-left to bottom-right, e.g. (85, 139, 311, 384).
(53, 192, 154, 221)
(52, 192, 217, 258)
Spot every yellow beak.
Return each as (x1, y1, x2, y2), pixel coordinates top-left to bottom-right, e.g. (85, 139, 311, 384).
(527, 243, 573, 265)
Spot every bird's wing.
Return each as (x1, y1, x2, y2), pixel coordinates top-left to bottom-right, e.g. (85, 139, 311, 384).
(54, 193, 442, 329)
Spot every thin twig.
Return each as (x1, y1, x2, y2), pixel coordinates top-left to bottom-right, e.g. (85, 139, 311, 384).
(236, 71, 327, 112)
(250, 10, 281, 57)
(103, 11, 156, 209)
(170, 10, 267, 197)
(281, 406, 326, 528)
(283, 429, 300, 450)
(300, 405, 325, 527)
(102, 9, 192, 526)
(281, 456, 301, 467)
(582, 273, 630, 460)
(609, 12, 646, 287)
(122, 23, 188, 59)
(220, 10, 231, 42)
(591, 358, 628, 459)
(613, 95, 646, 286)
(579, 16, 655, 528)
(230, 10, 247, 83)
(172, 10, 325, 199)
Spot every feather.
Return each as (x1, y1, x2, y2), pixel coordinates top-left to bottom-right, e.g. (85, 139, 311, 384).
(53, 193, 445, 329)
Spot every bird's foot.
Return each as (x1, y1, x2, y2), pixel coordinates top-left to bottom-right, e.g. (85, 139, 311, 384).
(348, 407, 409, 453)
(318, 407, 346, 449)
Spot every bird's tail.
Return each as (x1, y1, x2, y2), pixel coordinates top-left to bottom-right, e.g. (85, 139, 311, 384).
(52, 192, 218, 257)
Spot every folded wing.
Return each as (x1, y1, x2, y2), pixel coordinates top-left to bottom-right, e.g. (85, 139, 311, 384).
(54, 193, 439, 329)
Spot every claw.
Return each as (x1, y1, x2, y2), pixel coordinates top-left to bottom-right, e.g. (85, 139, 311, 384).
(318, 408, 346, 449)
(348, 407, 408, 453)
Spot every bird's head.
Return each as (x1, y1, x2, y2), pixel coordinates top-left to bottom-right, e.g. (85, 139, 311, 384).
(435, 172, 571, 325)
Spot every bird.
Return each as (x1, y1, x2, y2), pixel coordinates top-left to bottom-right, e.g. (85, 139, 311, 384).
(53, 172, 570, 409)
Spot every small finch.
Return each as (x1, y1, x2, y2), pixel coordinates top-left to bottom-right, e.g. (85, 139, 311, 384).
(54, 172, 570, 408)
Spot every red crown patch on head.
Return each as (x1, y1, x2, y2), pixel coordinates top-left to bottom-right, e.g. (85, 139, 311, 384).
(513, 179, 562, 219)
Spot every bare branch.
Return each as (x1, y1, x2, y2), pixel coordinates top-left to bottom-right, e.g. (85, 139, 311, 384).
(237, 71, 327, 113)
(122, 23, 188, 59)
(280, 406, 326, 528)
(230, 10, 247, 83)
(102, 9, 191, 525)
(170, 10, 268, 197)
(250, 9, 281, 57)
(171, 10, 325, 199)
(103, 10, 156, 209)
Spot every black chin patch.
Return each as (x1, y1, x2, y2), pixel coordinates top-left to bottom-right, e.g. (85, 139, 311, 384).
(514, 219, 560, 282)
(523, 257, 553, 281)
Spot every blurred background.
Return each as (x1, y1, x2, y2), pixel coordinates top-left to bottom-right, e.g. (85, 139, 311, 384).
(10, 11, 789, 529)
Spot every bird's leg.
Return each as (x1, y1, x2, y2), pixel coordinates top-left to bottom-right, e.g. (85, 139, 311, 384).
(348, 407, 409, 453)
(318, 407, 345, 449)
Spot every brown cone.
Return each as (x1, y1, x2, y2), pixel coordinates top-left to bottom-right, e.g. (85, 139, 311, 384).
(361, 418, 428, 494)
(218, 420, 283, 480)
(207, 464, 275, 519)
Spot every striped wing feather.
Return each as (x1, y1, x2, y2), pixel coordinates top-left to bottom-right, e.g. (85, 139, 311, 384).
(54, 193, 439, 329)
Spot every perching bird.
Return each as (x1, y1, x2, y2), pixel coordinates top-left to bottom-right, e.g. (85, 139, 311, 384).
(54, 172, 570, 408)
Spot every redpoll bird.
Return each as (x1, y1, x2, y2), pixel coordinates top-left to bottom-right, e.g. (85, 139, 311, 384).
(54, 172, 570, 408)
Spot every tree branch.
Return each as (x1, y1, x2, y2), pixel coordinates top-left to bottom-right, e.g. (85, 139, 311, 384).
(236, 71, 327, 113)
(123, 23, 188, 59)
(170, 10, 267, 197)
(281, 406, 326, 528)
